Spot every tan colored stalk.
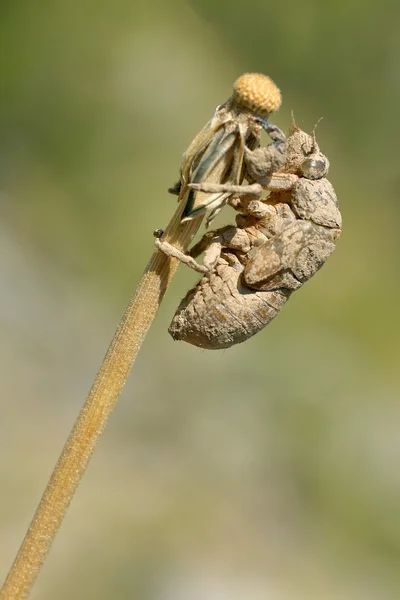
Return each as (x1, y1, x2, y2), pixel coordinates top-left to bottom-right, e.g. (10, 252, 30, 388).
(0, 73, 282, 599)
(0, 199, 203, 600)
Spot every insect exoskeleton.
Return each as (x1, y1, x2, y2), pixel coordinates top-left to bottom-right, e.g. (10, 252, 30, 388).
(166, 127, 342, 349)
(172, 73, 286, 225)
(168, 247, 291, 350)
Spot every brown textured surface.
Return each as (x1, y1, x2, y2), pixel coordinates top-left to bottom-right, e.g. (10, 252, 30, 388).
(169, 261, 289, 349)
(169, 128, 342, 350)
(232, 73, 281, 117)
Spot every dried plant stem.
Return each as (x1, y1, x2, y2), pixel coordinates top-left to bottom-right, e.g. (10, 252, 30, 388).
(0, 198, 203, 600)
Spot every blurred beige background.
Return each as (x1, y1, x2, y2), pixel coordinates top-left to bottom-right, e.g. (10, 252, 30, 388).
(1, 1, 399, 598)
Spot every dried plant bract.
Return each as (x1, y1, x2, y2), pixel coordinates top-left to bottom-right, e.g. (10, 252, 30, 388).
(168, 73, 285, 224)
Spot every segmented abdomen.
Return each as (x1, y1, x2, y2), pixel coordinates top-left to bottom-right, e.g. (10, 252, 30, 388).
(168, 261, 290, 350)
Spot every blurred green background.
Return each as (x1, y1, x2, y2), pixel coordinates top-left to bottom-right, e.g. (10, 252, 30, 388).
(1, 1, 399, 598)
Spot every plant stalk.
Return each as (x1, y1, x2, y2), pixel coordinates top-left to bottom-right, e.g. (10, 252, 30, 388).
(0, 197, 203, 600)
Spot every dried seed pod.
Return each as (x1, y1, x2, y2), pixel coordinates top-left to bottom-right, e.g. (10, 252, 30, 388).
(232, 73, 281, 117)
(165, 127, 342, 349)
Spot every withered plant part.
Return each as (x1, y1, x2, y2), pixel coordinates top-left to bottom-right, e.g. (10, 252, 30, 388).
(159, 127, 342, 349)
(169, 73, 286, 224)
(0, 73, 284, 600)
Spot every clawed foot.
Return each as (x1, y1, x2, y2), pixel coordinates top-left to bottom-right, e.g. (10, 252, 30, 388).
(244, 119, 287, 185)
(255, 119, 286, 146)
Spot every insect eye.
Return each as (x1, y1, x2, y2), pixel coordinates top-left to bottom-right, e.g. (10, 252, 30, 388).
(301, 155, 329, 179)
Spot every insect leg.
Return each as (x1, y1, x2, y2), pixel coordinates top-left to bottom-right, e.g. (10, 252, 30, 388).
(256, 119, 286, 147)
(243, 122, 287, 186)
(189, 231, 221, 258)
(189, 182, 262, 197)
(264, 172, 298, 192)
(202, 241, 223, 271)
(230, 197, 276, 219)
(154, 238, 209, 274)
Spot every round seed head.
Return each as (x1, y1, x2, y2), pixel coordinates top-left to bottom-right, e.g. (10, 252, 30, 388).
(232, 73, 281, 117)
